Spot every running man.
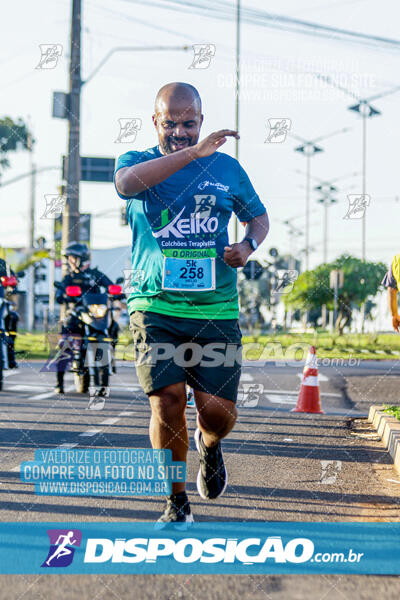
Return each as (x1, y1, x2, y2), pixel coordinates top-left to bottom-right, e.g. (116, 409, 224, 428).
(46, 531, 77, 566)
(382, 253, 400, 331)
(114, 82, 269, 524)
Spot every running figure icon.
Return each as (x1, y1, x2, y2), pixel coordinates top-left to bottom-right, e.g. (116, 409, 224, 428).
(45, 531, 77, 566)
(41, 529, 82, 568)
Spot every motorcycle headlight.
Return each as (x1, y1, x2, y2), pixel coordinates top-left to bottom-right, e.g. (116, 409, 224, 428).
(89, 304, 107, 318)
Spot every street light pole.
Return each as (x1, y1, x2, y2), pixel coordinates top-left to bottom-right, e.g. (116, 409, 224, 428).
(305, 152, 311, 270)
(293, 142, 322, 272)
(323, 199, 328, 263)
(361, 106, 367, 260)
(311, 171, 360, 263)
(316, 196, 338, 263)
(316, 74, 400, 260)
(82, 46, 189, 86)
(348, 99, 379, 262)
(27, 132, 36, 332)
(61, 0, 81, 271)
(0, 166, 60, 189)
(234, 0, 241, 243)
(292, 126, 349, 271)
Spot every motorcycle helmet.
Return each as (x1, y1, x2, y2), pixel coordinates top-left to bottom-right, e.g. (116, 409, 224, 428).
(63, 242, 90, 269)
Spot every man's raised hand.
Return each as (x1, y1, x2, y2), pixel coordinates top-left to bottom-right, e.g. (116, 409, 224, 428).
(192, 129, 239, 159)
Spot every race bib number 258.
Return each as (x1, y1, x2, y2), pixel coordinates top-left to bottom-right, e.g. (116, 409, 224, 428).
(162, 257, 216, 292)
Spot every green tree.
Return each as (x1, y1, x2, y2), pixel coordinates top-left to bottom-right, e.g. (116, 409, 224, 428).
(283, 254, 387, 334)
(0, 116, 33, 175)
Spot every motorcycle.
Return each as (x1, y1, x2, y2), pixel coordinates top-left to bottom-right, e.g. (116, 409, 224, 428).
(0, 275, 18, 391)
(55, 281, 123, 408)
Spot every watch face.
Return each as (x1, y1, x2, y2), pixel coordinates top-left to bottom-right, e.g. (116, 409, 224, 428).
(248, 238, 257, 251)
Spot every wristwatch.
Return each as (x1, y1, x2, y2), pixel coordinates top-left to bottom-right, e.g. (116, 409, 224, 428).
(244, 237, 258, 252)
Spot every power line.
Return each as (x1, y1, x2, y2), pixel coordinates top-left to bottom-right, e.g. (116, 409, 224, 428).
(90, 1, 190, 41)
(121, 0, 400, 51)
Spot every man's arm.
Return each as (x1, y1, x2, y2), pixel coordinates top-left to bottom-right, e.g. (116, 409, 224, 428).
(388, 287, 400, 332)
(55, 278, 67, 304)
(115, 129, 239, 197)
(97, 270, 113, 289)
(224, 211, 269, 268)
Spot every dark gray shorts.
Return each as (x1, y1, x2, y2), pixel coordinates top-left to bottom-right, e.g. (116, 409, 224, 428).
(129, 311, 242, 403)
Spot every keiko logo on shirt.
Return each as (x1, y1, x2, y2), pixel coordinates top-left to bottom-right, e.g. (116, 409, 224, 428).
(152, 207, 219, 239)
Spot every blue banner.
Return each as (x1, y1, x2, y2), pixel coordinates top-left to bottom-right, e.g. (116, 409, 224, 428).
(0, 522, 399, 574)
(19, 449, 186, 497)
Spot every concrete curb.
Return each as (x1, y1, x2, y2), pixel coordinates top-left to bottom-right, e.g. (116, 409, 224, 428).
(368, 405, 400, 474)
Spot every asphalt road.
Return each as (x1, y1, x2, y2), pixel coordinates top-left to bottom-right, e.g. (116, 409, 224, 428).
(1, 359, 400, 599)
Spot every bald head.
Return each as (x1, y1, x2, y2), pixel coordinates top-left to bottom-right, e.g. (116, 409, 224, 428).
(152, 82, 203, 154)
(155, 82, 202, 115)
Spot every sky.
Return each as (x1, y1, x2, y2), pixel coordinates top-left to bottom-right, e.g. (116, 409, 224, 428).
(1, 0, 400, 269)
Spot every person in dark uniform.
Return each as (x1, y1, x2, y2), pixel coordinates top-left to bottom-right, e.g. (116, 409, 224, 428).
(0, 258, 19, 369)
(54, 242, 117, 393)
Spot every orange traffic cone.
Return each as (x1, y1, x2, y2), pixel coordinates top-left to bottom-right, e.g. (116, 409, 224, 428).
(292, 346, 324, 414)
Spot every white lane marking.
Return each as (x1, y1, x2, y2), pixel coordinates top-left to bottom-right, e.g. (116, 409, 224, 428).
(283, 438, 294, 442)
(263, 389, 341, 398)
(3, 371, 18, 378)
(112, 384, 141, 389)
(11, 385, 51, 392)
(99, 418, 119, 426)
(58, 443, 78, 449)
(297, 372, 328, 382)
(29, 385, 74, 400)
(267, 394, 297, 405)
(119, 411, 134, 417)
(240, 373, 254, 382)
(11, 442, 79, 472)
(28, 391, 58, 400)
(79, 428, 101, 437)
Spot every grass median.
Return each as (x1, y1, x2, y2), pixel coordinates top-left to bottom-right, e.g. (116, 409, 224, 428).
(241, 332, 400, 361)
(14, 329, 400, 362)
(383, 405, 400, 421)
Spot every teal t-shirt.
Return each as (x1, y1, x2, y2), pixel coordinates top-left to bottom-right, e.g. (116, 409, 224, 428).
(114, 145, 266, 320)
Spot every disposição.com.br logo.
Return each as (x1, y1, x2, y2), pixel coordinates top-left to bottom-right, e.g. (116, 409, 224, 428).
(41, 529, 82, 568)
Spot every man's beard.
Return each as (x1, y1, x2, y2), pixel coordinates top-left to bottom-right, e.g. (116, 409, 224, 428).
(160, 136, 192, 154)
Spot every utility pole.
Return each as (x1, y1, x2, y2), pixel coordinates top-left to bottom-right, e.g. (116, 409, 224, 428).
(316, 75, 400, 260)
(61, 0, 81, 268)
(26, 132, 36, 332)
(305, 152, 311, 270)
(361, 106, 367, 260)
(234, 0, 240, 243)
(292, 127, 349, 271)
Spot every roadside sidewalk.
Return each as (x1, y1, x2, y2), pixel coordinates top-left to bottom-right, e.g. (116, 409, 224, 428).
(183, 406, 400, 522)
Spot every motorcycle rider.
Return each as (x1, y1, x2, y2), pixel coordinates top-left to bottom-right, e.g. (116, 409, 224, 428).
(0, 258, 19, 369)
(54, 242, 118, 394)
